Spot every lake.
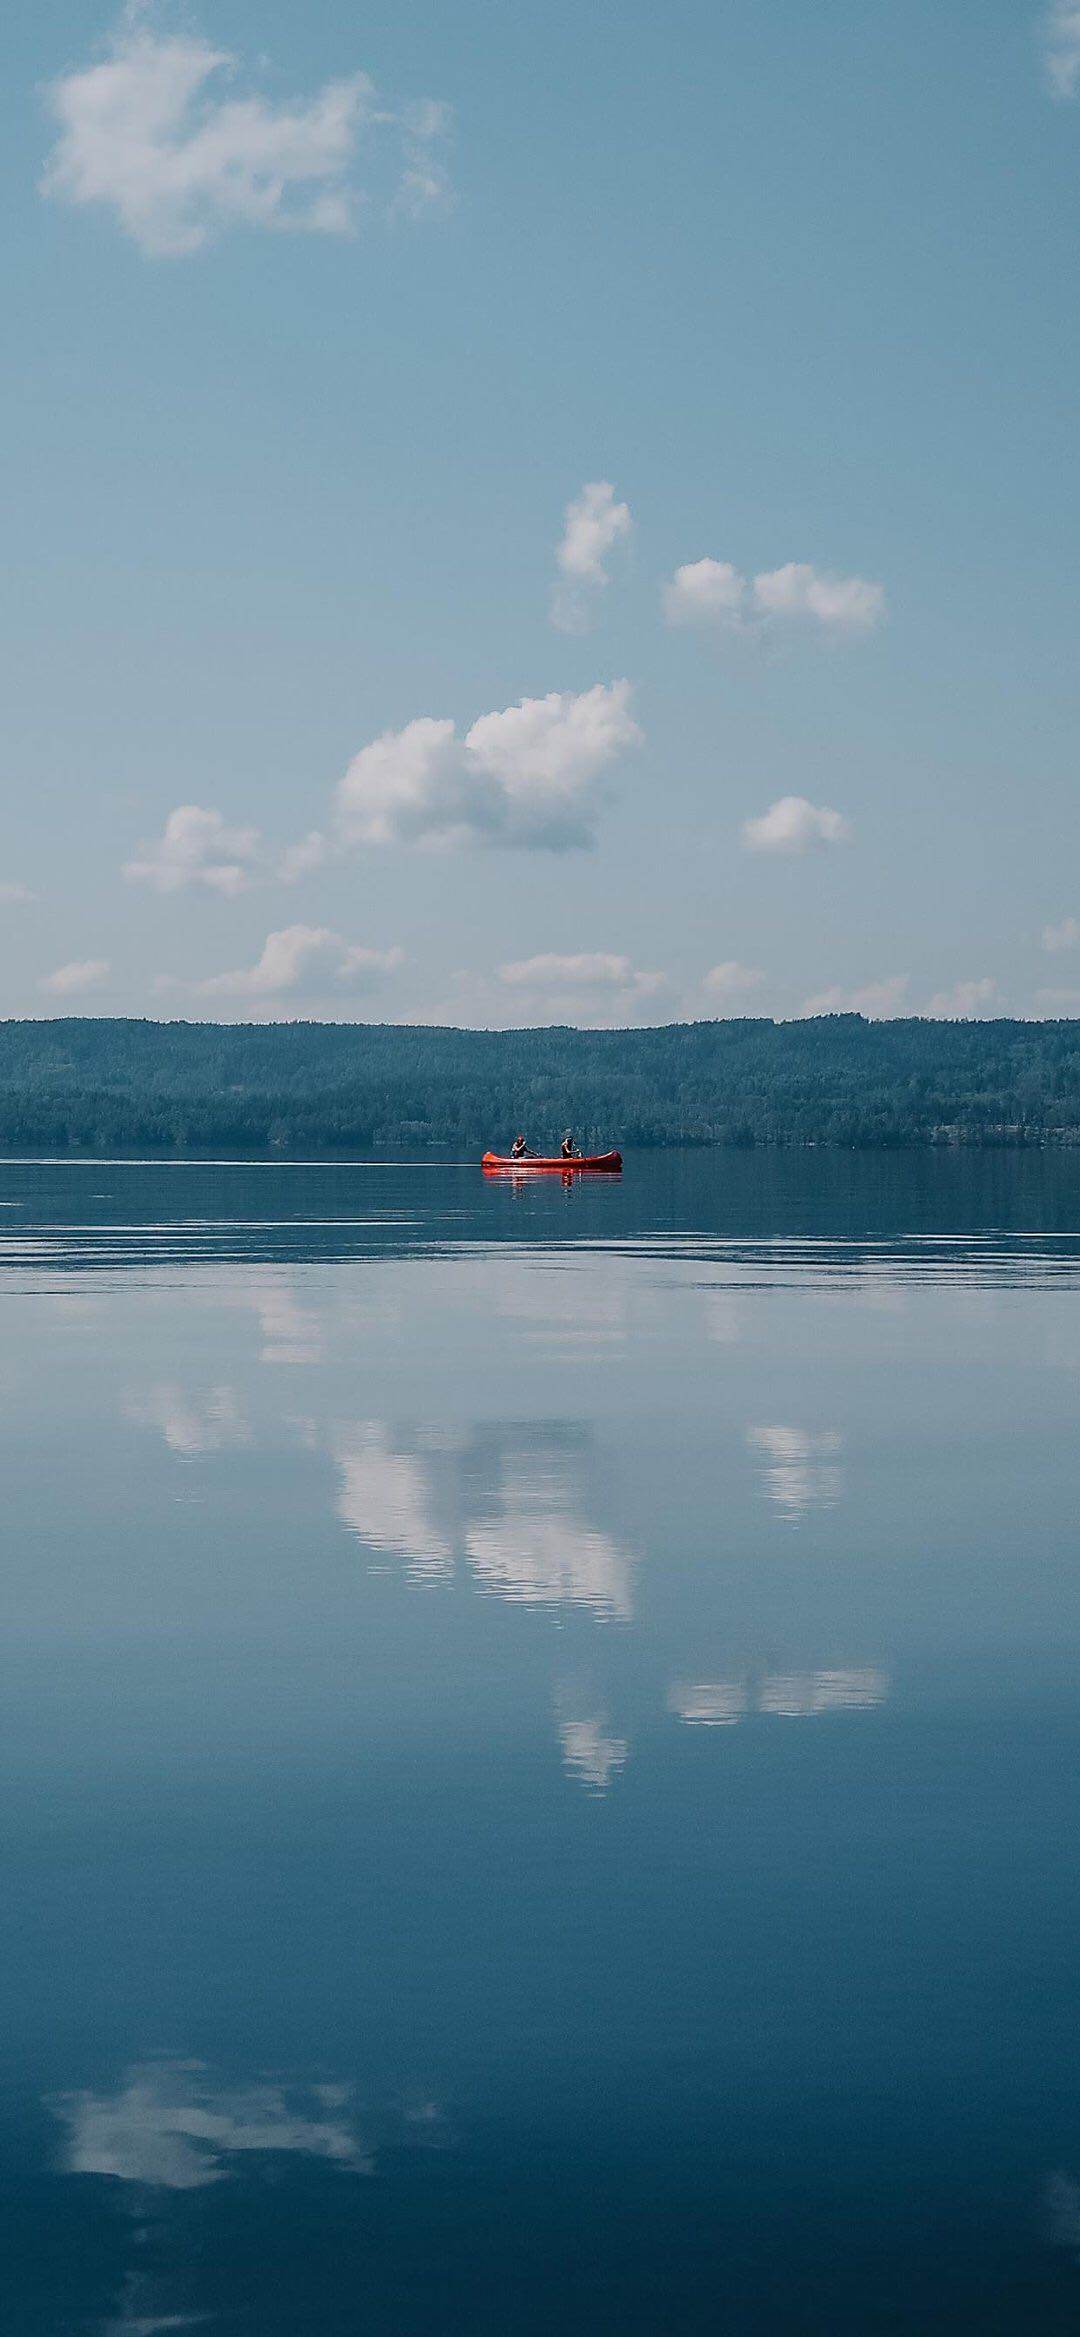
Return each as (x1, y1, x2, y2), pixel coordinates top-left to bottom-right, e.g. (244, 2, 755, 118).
(3, 1149, 1080, 2333)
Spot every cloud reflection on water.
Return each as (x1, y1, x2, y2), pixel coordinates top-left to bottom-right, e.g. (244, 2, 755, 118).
(126, 1384, 250, 1457)
(558, 1712, 630, 1792)
(52, 2061, 371, 2189)
(336, 1421, 636, 1618)
(746, 1424, 844, 1515)
(669, 1668, 887, 1724)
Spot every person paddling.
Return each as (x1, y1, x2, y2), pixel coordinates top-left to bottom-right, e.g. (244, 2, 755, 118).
(560, 1129, 580, 1160)
(510, 1132, 531, 1159)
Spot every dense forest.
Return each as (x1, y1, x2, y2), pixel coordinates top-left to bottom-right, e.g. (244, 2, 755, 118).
(2, 1015, 1080, 1151)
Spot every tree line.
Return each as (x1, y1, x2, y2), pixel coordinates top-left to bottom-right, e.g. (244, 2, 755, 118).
(2, 1014, 1080, 1150)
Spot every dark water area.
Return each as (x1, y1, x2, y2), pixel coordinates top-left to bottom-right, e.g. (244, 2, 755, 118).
(3, 1152, 1080, 2330)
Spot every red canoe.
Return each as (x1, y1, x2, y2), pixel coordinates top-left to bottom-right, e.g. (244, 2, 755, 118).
(482, 1149, 622, 1175)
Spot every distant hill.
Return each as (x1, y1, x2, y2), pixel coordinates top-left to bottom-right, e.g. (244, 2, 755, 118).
(1, 1015, 1080, 1151)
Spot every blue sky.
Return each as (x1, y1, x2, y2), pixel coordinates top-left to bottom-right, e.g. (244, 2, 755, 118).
(3, 0, 1080, 1023)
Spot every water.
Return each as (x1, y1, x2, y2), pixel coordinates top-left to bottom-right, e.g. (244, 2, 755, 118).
(3, 1149, 1080, 2332)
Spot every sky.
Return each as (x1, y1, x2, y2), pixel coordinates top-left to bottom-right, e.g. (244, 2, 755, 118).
(3, 0, 1080, 1026)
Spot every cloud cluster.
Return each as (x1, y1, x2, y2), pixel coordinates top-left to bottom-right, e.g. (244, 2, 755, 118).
(0, 881, 35, 904)
(124, 803, 259, 894)
(701, 960, 766, 1006)
(551, 481, 632, 632)
(499, 950, 661, 997)
(336, 681, 640, 852)
(190, 924, 403, 1000)
(664, 556, 885, 637)
(801, 975, 909, 1018)
(1043, 915, 1080, 953)
(41, 12, 450, 256)
(40, 957, 110, 997)
(926, 976, 999, 1019)
(742, 795, 851, 854)
(488, 949, 665, 1026)
(1043, 2, 1080, 96)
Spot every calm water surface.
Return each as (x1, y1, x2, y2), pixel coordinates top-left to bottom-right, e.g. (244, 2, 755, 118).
(3, 1150, 1080, 2332)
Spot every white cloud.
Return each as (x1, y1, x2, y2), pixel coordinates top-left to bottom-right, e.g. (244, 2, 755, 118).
(1043, 3, 1080, 96)
(663, 556, 884, 636)
(393, 98, 454, 220)
(124, 803, 259, 895)
(551, 480, 632, 631)
(663, 558, 745, 629)
(335, 681, 640, 853)
(1043, 916, 1080, 952)
(926, 976, 999, 1019)
(40, 957, 110, 996)
(499, 950, 663, 998)
(193, 924, 403, 1000)
(41, 13, 450, 257)
(1036, 987, 1080, 1012)
(278, 829, 328, 883)
(751, 562, 885, 631)
(800, 975, 909, 1018)
(489, 950, 665, 1026)
(742, 795, 851, 854)
(701, 960, 766, 1005)
(0, 881, 35, 903)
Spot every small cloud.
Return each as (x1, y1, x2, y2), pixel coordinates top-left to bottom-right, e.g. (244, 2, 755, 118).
(751, 562, 885, 631)
(124, 804, 259, 895)
(277, 830, 328, 883)
(1035, 988, 1080, 1013)
(41, 13, 451, 257)
(40, 957, 109, 997)
(1043, 916, 1080, 953)
(926, 976, 999, 1019)
(493, 950, 665, 1026)
(0, 881, 36, 904)
(1042, 3, 1080, 97)
(551, 481, 632, 632)
(701, 960, 766, 1006)
(393, 97, 454, 219)
(335, 682, 641, 853)
(192, 924, 403, 1001)
(663, 556, 884, 637)
(800, 975, 909, 1018)
(742, 795, 851, 854)
(663, 558, 746, 630)
(499, 950, 662, 997)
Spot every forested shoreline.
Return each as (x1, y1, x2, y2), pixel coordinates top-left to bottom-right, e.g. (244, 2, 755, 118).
(2, 1015, 1080, 1151)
